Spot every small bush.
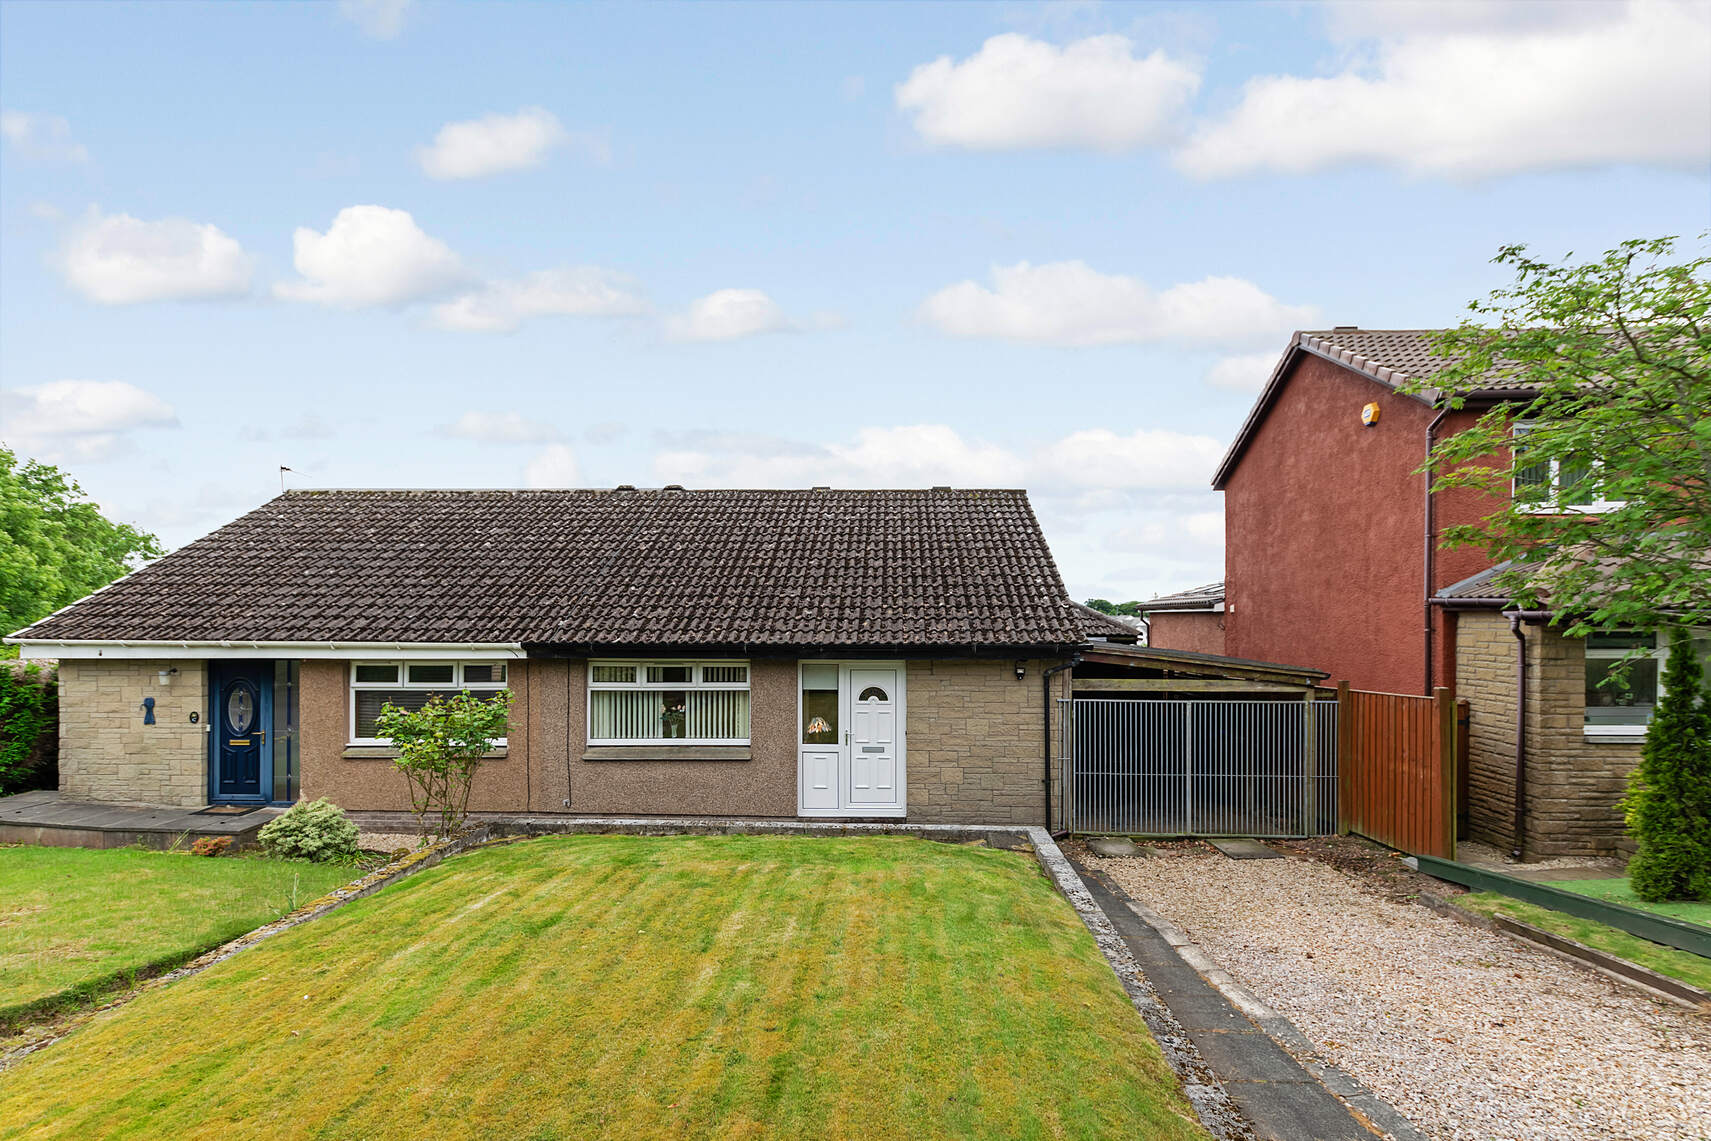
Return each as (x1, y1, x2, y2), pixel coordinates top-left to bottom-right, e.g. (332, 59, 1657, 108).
(189, 836, 232, 858)
(257, 799, 360, 864)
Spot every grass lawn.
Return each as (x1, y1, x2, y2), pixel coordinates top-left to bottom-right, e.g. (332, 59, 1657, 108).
(1546, 876, 1711, 928)
(0, 846, 354, 1028)
(1459, 892, 1711, 992)
(0, 835, 1209, 1141)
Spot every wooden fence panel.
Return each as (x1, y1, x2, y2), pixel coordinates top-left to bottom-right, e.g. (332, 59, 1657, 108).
(1336, 683, 1456, 859)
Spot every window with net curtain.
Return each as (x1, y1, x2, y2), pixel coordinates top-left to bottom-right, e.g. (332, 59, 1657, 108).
(588, 662, 750, 743)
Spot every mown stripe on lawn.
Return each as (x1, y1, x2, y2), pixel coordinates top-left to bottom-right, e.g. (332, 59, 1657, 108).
(0, 835, 1208, 1141)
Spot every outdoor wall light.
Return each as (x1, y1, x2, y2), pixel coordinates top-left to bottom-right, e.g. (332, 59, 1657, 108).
(157, 667, 178, 687)
(1014, 660, 1027, 681)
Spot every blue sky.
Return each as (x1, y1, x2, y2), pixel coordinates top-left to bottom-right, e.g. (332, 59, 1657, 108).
(2, 0, 1707, 602)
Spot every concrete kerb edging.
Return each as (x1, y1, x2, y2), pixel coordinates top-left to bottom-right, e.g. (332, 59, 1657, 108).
(0, 827, 497, 1069)
(1108, 886, 1429, 1141)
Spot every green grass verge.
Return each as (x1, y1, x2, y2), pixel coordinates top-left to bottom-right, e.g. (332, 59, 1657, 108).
(0, 835, 1209, 1141)
(1458, 892, 1711, 992)
(0, 845, 354, 1029)
(1544, 877, 1711, 927)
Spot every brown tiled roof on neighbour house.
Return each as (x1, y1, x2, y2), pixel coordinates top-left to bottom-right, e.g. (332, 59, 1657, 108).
(11, 488, 1087, 649)
(1212, 328, 1544, 489)
(1140, 581, 1224, 612)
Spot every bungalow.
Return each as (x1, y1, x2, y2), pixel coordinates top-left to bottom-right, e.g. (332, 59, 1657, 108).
(1137, 582, 1225, 656)
(9, 486, 1124, 830)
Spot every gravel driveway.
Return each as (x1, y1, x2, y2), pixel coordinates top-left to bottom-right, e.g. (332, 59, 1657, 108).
(1096, 845, 1710, 1141)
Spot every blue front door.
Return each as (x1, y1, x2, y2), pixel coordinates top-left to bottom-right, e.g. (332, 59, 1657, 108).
(210, 661, 272, 801)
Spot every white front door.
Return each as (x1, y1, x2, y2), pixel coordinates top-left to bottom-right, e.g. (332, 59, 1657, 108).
(798, 662, 906, 817)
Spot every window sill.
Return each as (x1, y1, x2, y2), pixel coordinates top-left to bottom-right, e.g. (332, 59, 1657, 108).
(581, 746, 751, 762)
(1583, 729, 1646, 743)
(343, 746, 509, 760)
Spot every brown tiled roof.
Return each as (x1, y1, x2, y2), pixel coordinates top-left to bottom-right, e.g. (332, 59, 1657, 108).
(1140, 581, 1224, 612)
(11, 488, 1086, 649)
(1213, 328, 1541, 489)
(1071, 602, 1142, 643)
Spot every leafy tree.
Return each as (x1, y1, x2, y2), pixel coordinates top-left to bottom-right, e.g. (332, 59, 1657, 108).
(1, 447, 163, 648)
(1407, 237, 1710, 638)
(1084, 598, 1146, 617)
(375, 689, 513, 838)
(0, 661, 57, 794)
(1622, 627, 1711, 901)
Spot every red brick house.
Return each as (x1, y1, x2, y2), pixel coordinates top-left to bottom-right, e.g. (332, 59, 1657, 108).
(1137, 582, 1225, 656)
(1212, 329, 1692, 857)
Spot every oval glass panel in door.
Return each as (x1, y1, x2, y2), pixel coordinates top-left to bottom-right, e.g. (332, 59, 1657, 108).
(857, 686, 889, 702)
(227, 683, 256, 735)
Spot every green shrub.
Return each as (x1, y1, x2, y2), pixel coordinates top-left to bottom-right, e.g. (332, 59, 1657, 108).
(257, 799, 360, 864)
(0, 661, 57, 795)
(375, 689, 511, 838)
(1623, 627, 1711, 901)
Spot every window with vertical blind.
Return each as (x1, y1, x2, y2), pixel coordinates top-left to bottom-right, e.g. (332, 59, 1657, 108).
(349, 661, 509, 743)
(588, 661, 750, 744)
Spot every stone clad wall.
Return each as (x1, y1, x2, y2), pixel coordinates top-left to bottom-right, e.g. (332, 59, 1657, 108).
(1456, 611, 1519, 851)
(1527, 623, 1642, 858)
(58, 658, 207, 807)
(1455, 610, 1642, 858)
(906, 658, 1067, 827)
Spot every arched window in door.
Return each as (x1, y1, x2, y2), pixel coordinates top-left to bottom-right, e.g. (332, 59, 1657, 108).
(857, 686, 889, 703)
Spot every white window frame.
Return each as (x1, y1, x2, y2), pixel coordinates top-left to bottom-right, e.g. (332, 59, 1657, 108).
(349, 660, 509, 745)
(1581, 632, 1711, 739)
(1512, 422, 1622, 515)
(586, 659, 750, 746)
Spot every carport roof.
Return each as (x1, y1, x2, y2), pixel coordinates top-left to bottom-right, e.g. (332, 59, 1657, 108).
(1077, 642, 1328, 685)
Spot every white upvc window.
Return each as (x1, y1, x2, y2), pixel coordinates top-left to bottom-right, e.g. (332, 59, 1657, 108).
(1584, 631, 1711, 737)
(587, 660, 750, 745)
(1512, 422, 1622, 514)
(349, 661, 509, 744)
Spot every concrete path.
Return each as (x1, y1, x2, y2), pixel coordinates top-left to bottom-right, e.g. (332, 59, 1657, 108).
(0, 789, 282, 849)
(1074, 857, 1411, 1141)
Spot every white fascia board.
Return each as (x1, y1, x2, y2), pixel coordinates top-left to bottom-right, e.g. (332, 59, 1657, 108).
(4, 639, 528, 661)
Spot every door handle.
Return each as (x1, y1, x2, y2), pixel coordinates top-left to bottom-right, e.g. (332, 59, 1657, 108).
(844, 730, 851, 745)
(255, 731, 266, 743)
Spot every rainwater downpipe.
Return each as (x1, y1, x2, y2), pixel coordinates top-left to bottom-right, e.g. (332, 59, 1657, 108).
(1504, 609, 1552, 859)
(1423, 407, 1450, 695)
(1043, 656, 1078, 836)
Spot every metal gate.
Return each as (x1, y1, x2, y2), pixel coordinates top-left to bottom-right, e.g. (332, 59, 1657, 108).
(1061, 698, 1339, 837)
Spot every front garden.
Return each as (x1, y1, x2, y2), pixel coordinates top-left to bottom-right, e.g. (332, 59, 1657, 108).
(0, 845, 354, 1029)
(0, 834, 1210, 1140)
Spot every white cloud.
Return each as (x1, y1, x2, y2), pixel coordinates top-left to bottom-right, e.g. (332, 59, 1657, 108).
(432, 267, 648, 333)
(1178, 0, 1711, 178)
(650, 423, 1228, 602)
(895, 33, 1199, 151)
(653, 423, 1221, 494)
(442, 411, 561, 444)
(667, 288, 793, 342)
(918, 260, 1315, 348)
(55, 208, 253, 305)
(339, 0, 411, 39)
(1, 380, 178, 462)
(0, 110, 89, 163)
(417, 107, 589, 180)
(524, 443, 581, 488)
(275, 205, 466, 308)
(282, 414, 336, 440)
(1204, 351, 1279, 393)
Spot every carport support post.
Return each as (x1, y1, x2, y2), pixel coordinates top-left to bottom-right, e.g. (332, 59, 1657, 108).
(1301, 688, 1317, 838)
(1335, 681, 1353, 836)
